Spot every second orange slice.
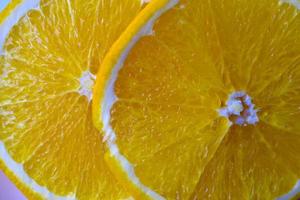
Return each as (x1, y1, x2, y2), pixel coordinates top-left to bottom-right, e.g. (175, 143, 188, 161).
(93, 0, 300, 199)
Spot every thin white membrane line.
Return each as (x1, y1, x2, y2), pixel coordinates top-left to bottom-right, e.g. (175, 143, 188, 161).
(0, 0, 75, 199)
(101, 0, 179, 199)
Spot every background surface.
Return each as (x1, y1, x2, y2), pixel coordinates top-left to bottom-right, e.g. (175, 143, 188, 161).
(0, 0, 9, 11)
(0, 0, 27, 199)
(0, 171, 26, 200)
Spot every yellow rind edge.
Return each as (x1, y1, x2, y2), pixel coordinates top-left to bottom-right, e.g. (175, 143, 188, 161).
(92, 0, 170, 133)
(92, 0, 172, 199)
(0, 0, 44, 199)
(104, 152, 154, 200)
(0, 0, 22, 24)
(0, 159, 43, 200)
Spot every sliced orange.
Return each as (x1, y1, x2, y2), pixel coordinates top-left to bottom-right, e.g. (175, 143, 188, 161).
(0, 0, 144, 199)
(93, 0, 300, 199)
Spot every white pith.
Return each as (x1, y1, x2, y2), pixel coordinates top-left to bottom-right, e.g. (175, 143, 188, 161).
(141, 0, 152, 4)
(218, 91, 259, 126)
(278, 180, 300, 200)
(78, 70, 96, 102)
(0, 0, 9, 12)
(0, 0, 75, 199)
(100, 0, 179, 199)
(0, 0, 40, 55)
(280, 0, 300, 9)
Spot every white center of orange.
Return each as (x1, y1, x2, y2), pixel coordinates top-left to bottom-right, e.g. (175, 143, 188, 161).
(219, 91, 259, 126)
(78, 70, 95, 101)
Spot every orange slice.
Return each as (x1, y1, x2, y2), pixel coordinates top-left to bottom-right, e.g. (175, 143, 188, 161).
(93, 0, 300, 199)
(0, 0, 144, 199)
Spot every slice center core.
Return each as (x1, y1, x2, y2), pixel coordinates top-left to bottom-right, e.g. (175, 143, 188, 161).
(219, 91, 258, 126)
(78, 70, 96, 101)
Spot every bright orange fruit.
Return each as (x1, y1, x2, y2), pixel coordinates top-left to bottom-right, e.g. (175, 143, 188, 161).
(93, 0, 300, 199)
(0, 0, 144, 199)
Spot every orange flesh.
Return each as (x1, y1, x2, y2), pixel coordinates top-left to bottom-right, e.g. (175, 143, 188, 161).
(0, 0, 142, 199)
(108, 0, 300, 199)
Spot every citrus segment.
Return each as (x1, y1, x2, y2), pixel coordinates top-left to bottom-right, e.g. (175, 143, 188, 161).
(191, 123, 300, 199)
(94, 0, 300, 199)
(111, 101, 221, 162)
(0, 0, 144, 199)
(122, 118, 229, 199)
(92, 0, 180, 199)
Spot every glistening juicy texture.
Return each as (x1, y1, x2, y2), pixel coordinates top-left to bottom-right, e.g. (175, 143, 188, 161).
(0, 0, 143, 199)
(108, 0, 300, 199)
